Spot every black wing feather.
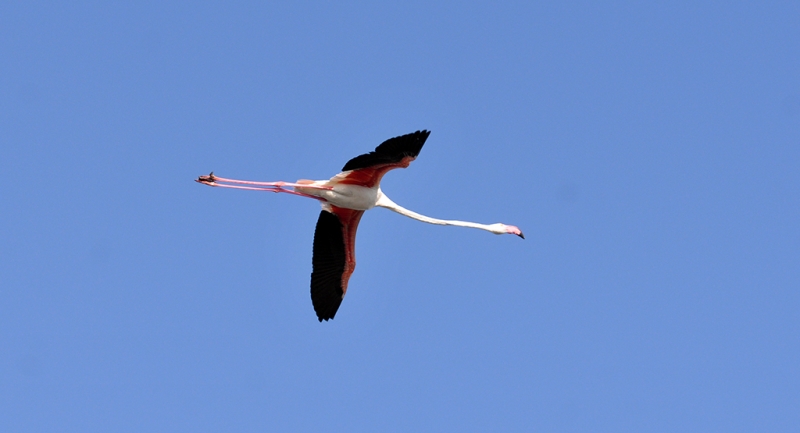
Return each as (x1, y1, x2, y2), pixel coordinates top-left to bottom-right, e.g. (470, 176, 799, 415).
(310, 210, 346, 321)
(341, 130, 430, 171)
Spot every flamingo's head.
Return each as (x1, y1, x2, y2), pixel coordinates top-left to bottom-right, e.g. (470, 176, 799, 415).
(489, 223, 525, 239)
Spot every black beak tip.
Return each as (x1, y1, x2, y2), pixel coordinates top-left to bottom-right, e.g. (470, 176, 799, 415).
(518, 232, 525, 239)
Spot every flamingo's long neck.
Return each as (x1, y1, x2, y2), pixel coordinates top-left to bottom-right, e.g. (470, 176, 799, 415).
(375, 192, 500, 233)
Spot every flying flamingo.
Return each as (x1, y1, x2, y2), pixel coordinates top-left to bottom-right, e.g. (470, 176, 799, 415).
(197, 130, 523, 321)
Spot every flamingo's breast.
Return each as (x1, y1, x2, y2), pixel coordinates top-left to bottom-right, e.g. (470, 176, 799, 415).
(319, 183, 380, 211)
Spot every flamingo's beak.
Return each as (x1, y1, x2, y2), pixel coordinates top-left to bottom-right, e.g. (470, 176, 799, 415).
(505, 225, 524, 239)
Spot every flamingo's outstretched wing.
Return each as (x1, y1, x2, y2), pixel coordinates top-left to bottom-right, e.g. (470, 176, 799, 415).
(336, 130, 430, 188)
(310, 207, 364, 321)
(311, 130, 429, 320)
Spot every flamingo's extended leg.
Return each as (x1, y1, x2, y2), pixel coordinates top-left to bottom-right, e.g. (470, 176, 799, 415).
(197, 173, 333, 191)
(196, 173, 327, 201)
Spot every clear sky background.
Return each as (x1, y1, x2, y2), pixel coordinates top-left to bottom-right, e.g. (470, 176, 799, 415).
(2, 2, 799, 432)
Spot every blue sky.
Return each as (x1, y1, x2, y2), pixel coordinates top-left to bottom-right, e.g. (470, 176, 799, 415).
(2, 1, 799, 431)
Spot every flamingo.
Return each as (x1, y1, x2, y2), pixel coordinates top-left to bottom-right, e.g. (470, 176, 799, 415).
(197, 130, 523, 321)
